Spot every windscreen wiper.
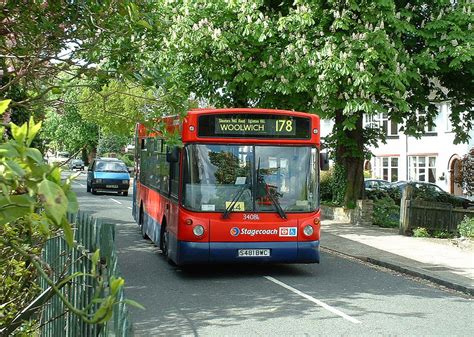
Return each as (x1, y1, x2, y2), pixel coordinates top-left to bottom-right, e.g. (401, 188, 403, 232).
(265, 187, 287, 219)
(222, 183, 249, 219)
(256, 158, 287, 219)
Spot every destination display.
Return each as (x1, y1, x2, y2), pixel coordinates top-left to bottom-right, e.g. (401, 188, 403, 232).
(198, 114, 310, 139)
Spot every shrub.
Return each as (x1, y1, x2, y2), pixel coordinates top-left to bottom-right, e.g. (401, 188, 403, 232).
(119, 153, 134, 167)
(457, 216, 474, 238)
(413, 227, 429, 237)
(432, 230, 454, 239)
(413, 185, 464, 208)
(331, 164, 346, 206)
(320, 167, 335, 203)
(366, 186, 401, 204)
(319, 164, 347, 206)
(0, 100, 132, 334)
(373, 196, 400, 228)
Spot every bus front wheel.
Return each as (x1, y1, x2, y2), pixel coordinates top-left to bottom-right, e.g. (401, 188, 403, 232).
(160, 224, 174, 265)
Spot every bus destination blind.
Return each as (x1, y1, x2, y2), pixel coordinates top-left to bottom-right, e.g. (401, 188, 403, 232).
(216, 117, 295, 136)
(198, 114, 310, 139)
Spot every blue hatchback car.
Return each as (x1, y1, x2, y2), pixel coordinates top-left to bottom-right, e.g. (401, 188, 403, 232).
(87, 158, 130, 196)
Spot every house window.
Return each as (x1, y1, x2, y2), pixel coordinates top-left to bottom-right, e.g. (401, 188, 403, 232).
(373, 156, 398, 182)
(409, 156, 436, 183)
(417, 111, 436, 134)
(442, 103, 453, 132)
(365, 113, 398, 136)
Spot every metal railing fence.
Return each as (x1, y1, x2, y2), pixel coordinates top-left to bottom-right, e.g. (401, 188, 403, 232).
(39, 211, 133, 336)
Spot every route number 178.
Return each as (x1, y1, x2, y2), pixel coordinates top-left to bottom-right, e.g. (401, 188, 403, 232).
(275, 119, 293, 133)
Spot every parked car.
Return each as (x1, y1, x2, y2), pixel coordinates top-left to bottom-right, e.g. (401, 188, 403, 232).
(86, 158, 130, 196)
(364, 179, 392, 191)
(393, 181, 473, 209)
(69, 159, 84, 171)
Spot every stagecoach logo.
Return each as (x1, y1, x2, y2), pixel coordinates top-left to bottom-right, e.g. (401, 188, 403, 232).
(230, 227, 240, 236)
(230, 227, 278, 236)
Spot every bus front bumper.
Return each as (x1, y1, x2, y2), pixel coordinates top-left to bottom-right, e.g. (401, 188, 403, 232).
(176, 240, 320, 265)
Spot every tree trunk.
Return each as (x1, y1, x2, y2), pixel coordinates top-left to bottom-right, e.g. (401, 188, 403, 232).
(334, 110, 365, 208)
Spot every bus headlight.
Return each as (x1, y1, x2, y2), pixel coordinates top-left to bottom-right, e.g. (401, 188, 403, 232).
(94, 179, 102, 183)
(303, 225, 314, 236)
(193, 225, 205, 237)
(122, 180, 129, 184)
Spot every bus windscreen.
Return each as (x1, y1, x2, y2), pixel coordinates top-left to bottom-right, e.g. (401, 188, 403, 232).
(198, 114, 311, 139)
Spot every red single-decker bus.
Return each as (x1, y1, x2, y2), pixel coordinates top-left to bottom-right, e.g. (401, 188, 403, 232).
(133, 108, 325, 265)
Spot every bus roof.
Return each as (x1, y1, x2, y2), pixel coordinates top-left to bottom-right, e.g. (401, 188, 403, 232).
(137, 108, 321, 146)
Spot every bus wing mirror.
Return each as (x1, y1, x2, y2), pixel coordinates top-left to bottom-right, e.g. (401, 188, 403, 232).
(320, 152, 329, 171)
(166, 147, 180, 163)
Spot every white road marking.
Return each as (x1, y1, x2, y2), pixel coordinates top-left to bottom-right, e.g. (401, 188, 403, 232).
(264, 276, 361, 324)
(110, 198, 122, 205)
(127, 207, 133, 210)
(77, 183, 85, 187)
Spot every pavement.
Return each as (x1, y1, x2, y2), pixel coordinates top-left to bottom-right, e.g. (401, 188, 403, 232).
(321, 220, 474, 296)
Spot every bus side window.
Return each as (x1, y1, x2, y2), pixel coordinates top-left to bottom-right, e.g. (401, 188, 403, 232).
(160, 145, 170, 195)
(151, 138, 162, 190)
(139, 138, 148, 185)
(170, 148, 180, 199)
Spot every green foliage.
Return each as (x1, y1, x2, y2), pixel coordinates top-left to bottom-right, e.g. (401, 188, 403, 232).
(372, 196, 400, 228)
(413, 227, 430, 238)
(77, 81, 160, 137)
(331, 164, 347, 206)
(97, 134, 130, 157)
(457, 216, 474, 238)
(119, 153, 135, 167)
(460, 149, 474, 197)
(41, 94, 99, 156)
(0, 1, 144, 112)
(366, 187, 401, 205)
(319, 165, 347, 206)
(145, 0, 473, 208)
(412, 185, 465, 208)
(0, 100, 129, 335)
(319, 168, 334, 202)
(432, 230, 454, 239)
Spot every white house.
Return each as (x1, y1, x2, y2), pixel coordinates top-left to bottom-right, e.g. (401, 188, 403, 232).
(321, 102, 474, 196)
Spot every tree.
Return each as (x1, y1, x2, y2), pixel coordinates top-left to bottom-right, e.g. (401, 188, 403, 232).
(97, 134, 130, 156)
(145, 0, 473, 206)
(1, 1, 168, 126)
(77, 80, 160, 137)
(41, 89, 99, 160)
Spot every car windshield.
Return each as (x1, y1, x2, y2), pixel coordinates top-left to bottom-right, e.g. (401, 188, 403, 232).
(95, 161, 127, 172)
(182, 144, 319, 213)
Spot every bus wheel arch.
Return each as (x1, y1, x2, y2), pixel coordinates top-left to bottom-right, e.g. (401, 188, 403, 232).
(160, 217, 168, 254)
(139, 203, 149, 239)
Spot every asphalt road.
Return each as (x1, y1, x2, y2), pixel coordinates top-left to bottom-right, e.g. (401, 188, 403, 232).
(70, 172, 474, 336)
